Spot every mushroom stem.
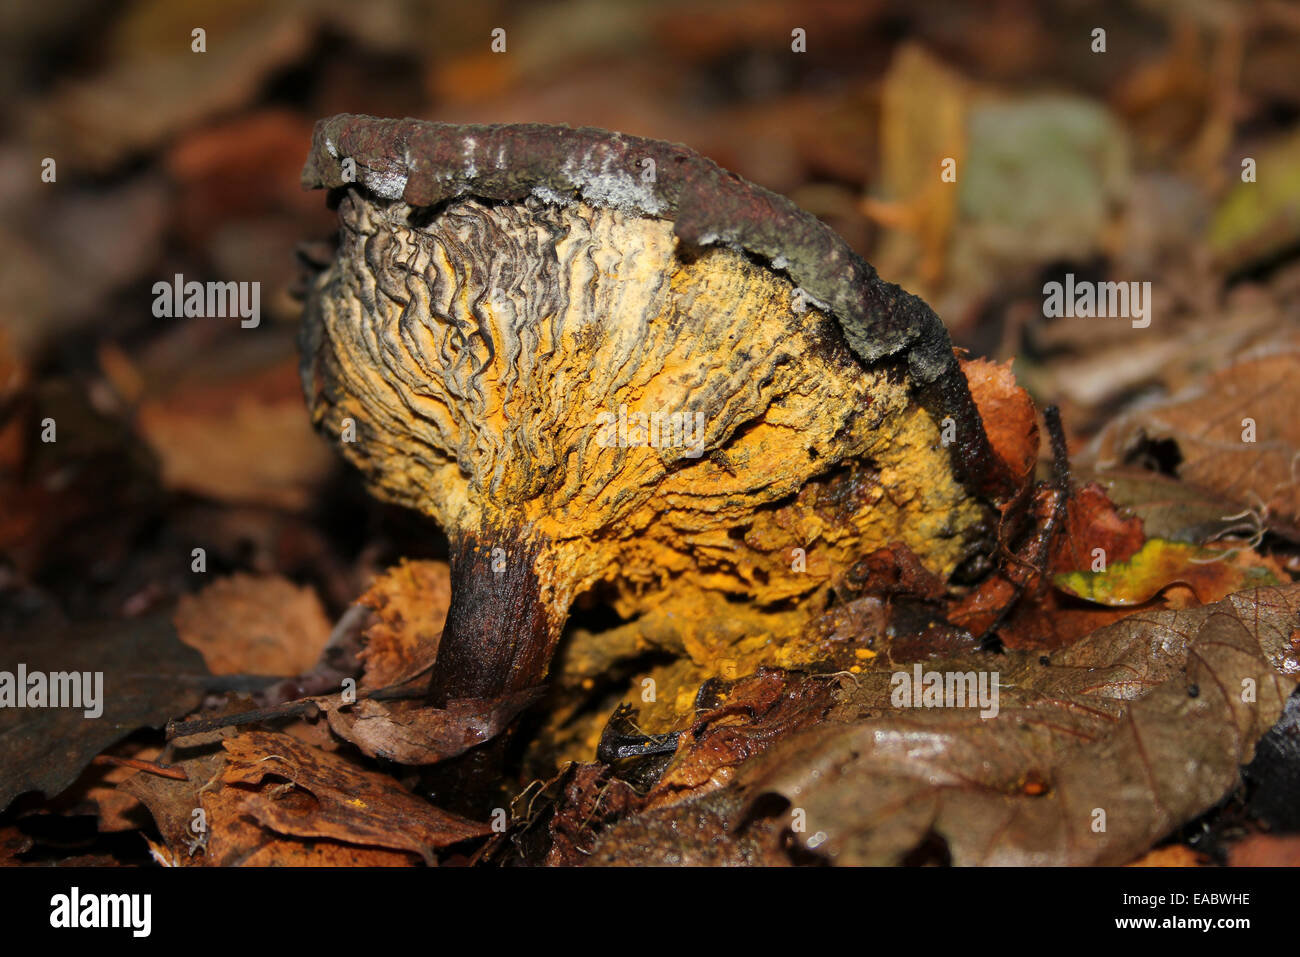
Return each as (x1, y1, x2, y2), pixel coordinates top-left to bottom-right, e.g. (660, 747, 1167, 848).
(426, 527, 557, 707)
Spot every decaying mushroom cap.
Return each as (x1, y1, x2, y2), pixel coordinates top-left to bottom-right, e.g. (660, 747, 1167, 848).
(300, 115, 1011, 705)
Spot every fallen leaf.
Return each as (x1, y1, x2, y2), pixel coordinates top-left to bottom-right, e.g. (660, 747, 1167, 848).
(645, 669, 837, 810)
(136, 353, 335, 511)
(200, 786, 418, 867)
(599, 586, 1300, 865)
(961, 357, 1040, 484)
(868, 43, 969, 291)
(357, 559, 451, 690)
(1053, 482, 1146, 574)
(1211, 128, 1300, 272)
(0, 615, 208, 810)
(25, 0, 312, 171)
(1054, 539, 1282, 606)
(221, 731, 489, 862)
(320, 687, 544, 765)
(1093, 341, 1300, 538)
(50, 741, 163, 832)
(588, 788, 791, 867)
(1081, 465, 1258, 545)
(173, 573, 332, 676)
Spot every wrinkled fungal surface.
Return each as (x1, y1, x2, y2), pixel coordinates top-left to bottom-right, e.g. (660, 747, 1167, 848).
(299, 115, 1008, 705)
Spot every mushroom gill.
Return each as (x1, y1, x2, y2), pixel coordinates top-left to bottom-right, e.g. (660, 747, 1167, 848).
(300, 116, 1009, 706)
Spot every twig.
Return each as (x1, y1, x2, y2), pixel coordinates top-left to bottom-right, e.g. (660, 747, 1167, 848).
(90, 755, 187, 780)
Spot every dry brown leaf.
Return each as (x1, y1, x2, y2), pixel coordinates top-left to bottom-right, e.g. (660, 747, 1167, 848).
(136, 355, 335, 511)
(962, 356, 1040, 484)
(1094, 342, 1300, 539)
(319, 688, 543, 765)
(173, 572, 331, 676)
(357, 559, 451, 690)
(221, 731, 488, 862)
(200, 786, 417, 867)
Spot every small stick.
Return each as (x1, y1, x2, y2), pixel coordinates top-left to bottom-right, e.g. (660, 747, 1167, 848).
(90, 755, 187, 780)
(166, 699, 318, 739)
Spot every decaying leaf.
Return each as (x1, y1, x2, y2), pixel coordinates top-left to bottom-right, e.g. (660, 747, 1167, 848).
(1055, 539, 1282, 607)
(960, 357, 1040, 485)
(591, 586, 1300, 865)
(357, 559, 450, 690)
(319, 687, 544, 765)
(135, 352, 335, 511)
(1052, 482, 1146, 574)
(1093, 341, 1300, 538)
(1079, 465, 1258, 546)
(173, 572, 332, 676)
(644, 669, 838, 809)
(220, 731, 488, 862)
(588, 788, 792, 867)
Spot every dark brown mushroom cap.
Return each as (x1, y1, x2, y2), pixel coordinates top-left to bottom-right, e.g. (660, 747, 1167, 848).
(301, 114, 1007, 497)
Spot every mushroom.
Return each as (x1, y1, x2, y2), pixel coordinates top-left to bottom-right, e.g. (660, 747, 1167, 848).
(299, 115, 1013, 707)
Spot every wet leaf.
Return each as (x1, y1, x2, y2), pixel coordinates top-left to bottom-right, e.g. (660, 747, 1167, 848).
(754, 586, 1298, 864)
(599, 586, 1300, 865)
